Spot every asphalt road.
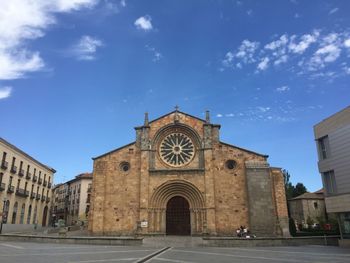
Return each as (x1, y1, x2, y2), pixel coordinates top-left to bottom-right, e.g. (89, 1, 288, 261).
(0, 241, 349, 263)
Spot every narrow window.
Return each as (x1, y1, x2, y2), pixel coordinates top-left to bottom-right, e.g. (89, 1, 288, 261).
(9, 176, 13, 186)
(323, 170, 337, 195)
(318, 136, 330, 160)
(1, 152, 6, 162)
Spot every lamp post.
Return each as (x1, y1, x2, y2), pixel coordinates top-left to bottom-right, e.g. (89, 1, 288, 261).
(0, 197, 7, 234)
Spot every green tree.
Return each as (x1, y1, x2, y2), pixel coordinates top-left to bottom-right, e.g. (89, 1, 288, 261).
(283, 169, 294, 200)
(293, 183, 308, 198)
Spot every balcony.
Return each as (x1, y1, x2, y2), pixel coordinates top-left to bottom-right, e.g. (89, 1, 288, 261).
(46, 197, 50, 203)
(0, 182, 5, 191)
(87, 187, 92, 193)
(43, 180, 47, 187)
(36, 194, 41, 200)
(48, 182, 52, 188)
(32, 175, 37, 182)
(30, 192, 36, 199)
(41, 196, 46, 202)
(38, 178, 42, 185)
(18, 169, 24, 177)
(26, 172, 32, 180)
(7, 185, 14, 193)
(1, 161, 8, 170)
(16, 188, 29, 197)
(86, 198, 90, 203)
(10, 165, 17, 174)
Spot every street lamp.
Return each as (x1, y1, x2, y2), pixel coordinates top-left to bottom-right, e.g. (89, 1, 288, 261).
(0, 197, 7, 234)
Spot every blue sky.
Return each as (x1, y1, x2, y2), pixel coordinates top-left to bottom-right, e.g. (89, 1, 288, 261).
(0, 0, 349, 191)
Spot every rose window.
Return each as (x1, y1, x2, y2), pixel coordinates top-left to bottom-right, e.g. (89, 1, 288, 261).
(159, 133, 195, 167)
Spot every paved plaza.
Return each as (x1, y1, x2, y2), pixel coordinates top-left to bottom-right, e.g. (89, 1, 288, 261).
(0, 240, 350, 263)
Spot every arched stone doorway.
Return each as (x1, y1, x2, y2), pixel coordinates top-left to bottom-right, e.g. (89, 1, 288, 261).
(149, 179, 206, 235)
(166, 196, 190, 235)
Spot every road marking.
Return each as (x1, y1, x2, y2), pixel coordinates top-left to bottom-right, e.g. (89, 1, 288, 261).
(0, 249, 156, 257)
(135, 247, 171, 263)
(69, 258, 139, 263)
(0, 243, 24, 249)
(171, 249, 314, 263)
(153, 257, 195, 263)
(214, 247, 350, 258)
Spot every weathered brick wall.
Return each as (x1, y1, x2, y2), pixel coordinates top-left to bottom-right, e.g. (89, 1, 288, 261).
(213, 143, 266, 235)
(89, 143, 140, 235)
(148, 112, 204, 140)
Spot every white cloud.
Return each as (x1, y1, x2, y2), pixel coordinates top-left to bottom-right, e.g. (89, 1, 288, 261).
(145, 45, 162, 62)
(0, 50, 44, 79)
(134, 15, 153, 31)
(120, 0, 126, 7)
(316, 44, 341, 62)
(345, 67, 350, 75)
(247, 9, 253, 16)
(288, 31, 319, 54)
(236, 40, 259, 63)
(329, 8, 339, 15)
(257, 57, 269, 71)
(71, 35, 103, 61)
(308, 44, 341, 70)
(265, 34, 288, 51)
(257, 106, 271, 112)
(222, 51, 234, 67)
(216, 113, 223, 118)
(274, 55, 288, 65)
(276, 86, 290, 92)
(0, 86, 12, 99)
(220, 29, 350, 78)
(0, 0, 98, 81)
(221, 40, 259, 69)
(344, 39, 350, 47)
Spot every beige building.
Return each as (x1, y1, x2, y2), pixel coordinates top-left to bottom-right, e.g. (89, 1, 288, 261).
(314, 106, 350, 239)
(0, 137, 55, 229)
(89, 109, 289, 236)
(52, 173, 92, 226)
(288, 190, 327, 229)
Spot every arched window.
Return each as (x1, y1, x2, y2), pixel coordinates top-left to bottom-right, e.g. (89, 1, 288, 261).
(32, 205, 38, 224)
(19, 204, 25, 224)
(11, 202, 18, 224)
(27, 205, 32, 224)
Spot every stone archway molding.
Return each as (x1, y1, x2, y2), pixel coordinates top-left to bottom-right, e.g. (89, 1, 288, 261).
(148, 179, 206, 235)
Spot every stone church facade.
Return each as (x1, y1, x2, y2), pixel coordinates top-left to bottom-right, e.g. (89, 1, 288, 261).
(89, 109, 289, 236)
